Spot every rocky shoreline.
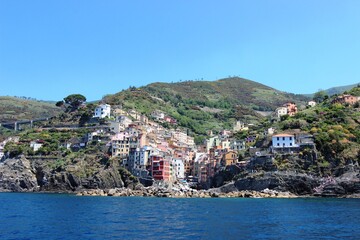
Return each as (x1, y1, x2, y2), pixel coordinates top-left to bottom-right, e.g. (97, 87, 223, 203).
(75, 187, 298, 198)
(1, 156, 360, 199)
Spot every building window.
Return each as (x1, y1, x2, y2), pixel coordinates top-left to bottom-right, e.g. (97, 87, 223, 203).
(277, 137, 279, 140)
(289, 137, 292, 140)
(290, 143, 292, 146)
(277, 143, 280, 146)
(283, 137, 285, 140)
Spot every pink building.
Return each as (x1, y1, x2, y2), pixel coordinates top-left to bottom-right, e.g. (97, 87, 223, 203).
(283, 103, 298, 116)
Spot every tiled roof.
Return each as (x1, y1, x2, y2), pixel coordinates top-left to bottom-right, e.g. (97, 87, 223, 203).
(272, 134, 294, 137)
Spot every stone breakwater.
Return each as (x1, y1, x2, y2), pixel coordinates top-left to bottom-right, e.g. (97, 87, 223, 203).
(76, 187, 298, 198)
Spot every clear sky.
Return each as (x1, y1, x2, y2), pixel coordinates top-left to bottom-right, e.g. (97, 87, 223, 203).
(1, 0, 360, 101)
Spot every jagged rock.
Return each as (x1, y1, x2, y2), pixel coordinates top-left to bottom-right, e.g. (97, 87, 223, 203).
(0, 157, 38, 192)
(0, 157, 138, 193)
(234, 172, 319, 195)
(321, 184, 346, 197)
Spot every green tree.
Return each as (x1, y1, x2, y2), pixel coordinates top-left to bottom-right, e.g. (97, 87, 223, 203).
(55, 101, 64, 107)
(63, 94, 86, 111)
(313, 90, 328, 103)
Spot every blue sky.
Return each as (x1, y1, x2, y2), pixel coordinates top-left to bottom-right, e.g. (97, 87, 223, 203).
(1, 0, 360, 101)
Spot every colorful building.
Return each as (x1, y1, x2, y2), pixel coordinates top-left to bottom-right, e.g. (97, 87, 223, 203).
(272, 134, 296, 148)
(283, 103, 298, 116)
(222, 151, 238, 166)
(150, 155, 170, 181)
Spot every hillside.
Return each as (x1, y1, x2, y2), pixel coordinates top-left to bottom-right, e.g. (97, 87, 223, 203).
(104, 77, 309, 134)
(324, 83, 360, 96)
(144, 77, 309, 111)
(304, 82, 360, 98)
(0, 96, 61, 123)
(276, 86, 360, 175)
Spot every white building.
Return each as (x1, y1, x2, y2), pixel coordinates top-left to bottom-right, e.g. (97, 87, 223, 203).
(221, 139, 231, 150)
(205, 136, 221, 153)
(272, 134, 297, 148)
(276, 107, 288, 118)
(94, 104, 111, 118)
(30, 141, 43, 152)
(267, 127, 275, 135)
(308, 101, 317, 107)
(230, 140, 246, 151)
(172, 158, 185, 179)
(151, 110, 165, 121)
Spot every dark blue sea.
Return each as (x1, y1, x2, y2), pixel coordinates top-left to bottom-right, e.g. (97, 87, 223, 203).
(0, 193, 359, 240)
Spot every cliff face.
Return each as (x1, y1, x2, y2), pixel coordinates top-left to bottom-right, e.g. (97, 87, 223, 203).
(0, 156, 138, 193)
(229, 171, 360, 197)
(1, 156, 359, 197)
(233, 172, 320, 195)
(0, 156, 38, 192)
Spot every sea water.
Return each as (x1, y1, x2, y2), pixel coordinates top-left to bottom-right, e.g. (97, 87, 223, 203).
(0, 193, 359, 239)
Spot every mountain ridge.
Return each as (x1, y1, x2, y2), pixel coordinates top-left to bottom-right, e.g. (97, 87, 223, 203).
(304, 82, 360, 97)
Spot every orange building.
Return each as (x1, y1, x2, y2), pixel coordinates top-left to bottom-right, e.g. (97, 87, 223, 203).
(222, 151, 238, 166)
(332, 95, 359, 105)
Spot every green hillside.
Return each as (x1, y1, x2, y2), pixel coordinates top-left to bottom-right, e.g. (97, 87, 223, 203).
(0, 96, 61, 123)
(104, 77, 309, 135)
(277, 86, 360, 174)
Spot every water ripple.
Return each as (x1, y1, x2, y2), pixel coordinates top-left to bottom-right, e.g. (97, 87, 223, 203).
(0, 194, 359, 239)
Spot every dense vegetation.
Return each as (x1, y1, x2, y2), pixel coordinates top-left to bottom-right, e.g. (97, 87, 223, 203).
(104, 77, 309, 135)
(275, 86, 360, 174)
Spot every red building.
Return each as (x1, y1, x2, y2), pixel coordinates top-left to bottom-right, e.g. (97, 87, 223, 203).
(150, 155, 170, 181)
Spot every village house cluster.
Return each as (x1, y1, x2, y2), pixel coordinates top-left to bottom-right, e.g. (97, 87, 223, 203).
(0, 101, 319, 185)
(0, 100, 317, 185)
(98, 102, 316, 185)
